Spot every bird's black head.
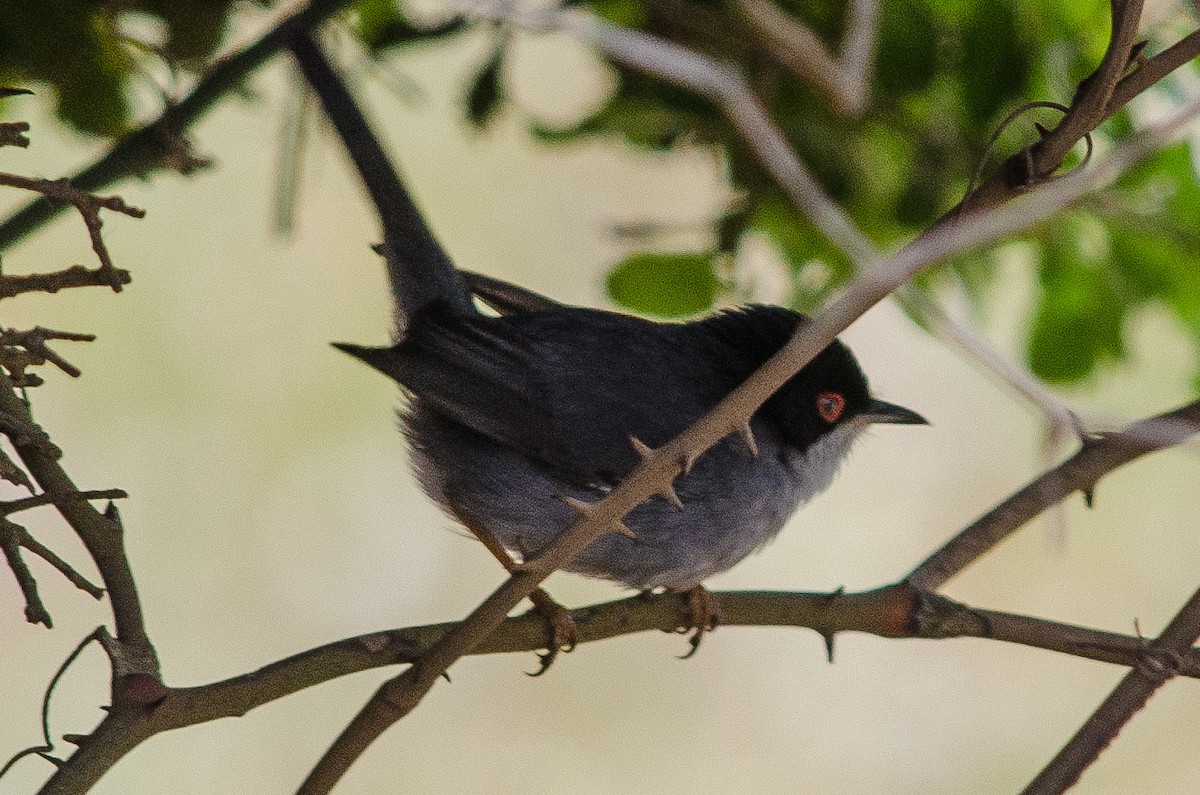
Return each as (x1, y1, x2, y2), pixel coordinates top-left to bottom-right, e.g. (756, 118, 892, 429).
(700, 305, 926, 452)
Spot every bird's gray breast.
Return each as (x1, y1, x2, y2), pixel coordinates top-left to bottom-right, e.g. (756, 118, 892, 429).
(406, 403, 864, 591)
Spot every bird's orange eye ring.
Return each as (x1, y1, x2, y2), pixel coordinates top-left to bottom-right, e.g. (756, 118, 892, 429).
(816, 392, 845, 423)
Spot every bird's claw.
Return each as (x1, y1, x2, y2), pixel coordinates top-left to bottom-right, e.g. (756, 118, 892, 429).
(526, 589, 579, 677)
(677, 585, 721, 660)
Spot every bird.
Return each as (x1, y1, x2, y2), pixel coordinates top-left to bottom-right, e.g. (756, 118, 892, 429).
(288, 33, 927, 671)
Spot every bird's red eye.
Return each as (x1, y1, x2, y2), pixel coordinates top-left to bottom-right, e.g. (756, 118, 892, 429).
(816, 392, 845, 423)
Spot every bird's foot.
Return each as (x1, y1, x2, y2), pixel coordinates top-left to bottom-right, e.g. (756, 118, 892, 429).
(677, 585, 721, 659)
(526, 588, 579, 676)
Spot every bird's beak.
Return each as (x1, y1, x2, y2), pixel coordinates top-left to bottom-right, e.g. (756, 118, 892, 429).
(864, 398, 928, 426)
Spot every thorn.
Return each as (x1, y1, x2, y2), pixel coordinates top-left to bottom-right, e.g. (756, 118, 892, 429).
(680, 452, 698, 476)
(559, 495, 635, 538)
(104, 501, 124, 535)
(559, 495, 593, 516)
(1082, 486, 1095, 508)
(441, 671, 452, 683)
(61, 734, 88, 747)
(611, 519, 637, 540)
(370, 242, 386, 256)
(737, 422, 759, 458)
(629, 435, 653, 459)
(1127, 39, 1148, 67)
(822, 631, 836, 663)
(659, 483, 684, 511)
(1034, 122, 1051, 140)
(822, 585, 846, 605)
(1067, 410, 1091, 445)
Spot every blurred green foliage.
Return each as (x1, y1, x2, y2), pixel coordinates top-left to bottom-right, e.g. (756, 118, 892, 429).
(3, 0, 1197, 387)
(0, 0, 241, 136)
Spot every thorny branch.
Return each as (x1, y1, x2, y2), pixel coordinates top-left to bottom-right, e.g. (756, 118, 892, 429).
(0, 327, 99, 381)
(1022, 584, 1200, 795)
(5, 0, 1200, 792)
(0, 173, 142, 293)
(15, 583, 1200, 789)
(291, 5, 1200, 788)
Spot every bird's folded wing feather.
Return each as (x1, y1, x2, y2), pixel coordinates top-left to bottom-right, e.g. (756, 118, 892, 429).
(392, 309, 725, 482)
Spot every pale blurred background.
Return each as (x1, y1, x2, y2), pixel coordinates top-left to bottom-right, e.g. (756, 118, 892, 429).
(2, 9, 1200, 794)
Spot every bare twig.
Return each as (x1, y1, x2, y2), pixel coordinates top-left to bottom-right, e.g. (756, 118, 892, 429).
(0, 122, 31, 148)
(943, 0, 1176, 219)
(734, 0, 877, 116)
(16, 530, 105, 600)
(1108, 28, 1200, 114)
(895, 288, 1077, 438)
(0, 174, 143, 292)
(0, 265, 132, 300)
(0, 489, 121, 622)
(0, 371, 152, 656)
(0, 488, 127, 517)
(0, 327, 99, 379)
(0, 446, 33, 490)
(1021, 584, 1200, 795)
(842, 0, 880, 96)
(0, 518, 52, 625)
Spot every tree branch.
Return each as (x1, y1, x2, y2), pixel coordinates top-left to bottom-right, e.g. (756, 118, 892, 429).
(1109, 28, 1200, 111)
(0, 373, 152, 658)
(292, 6, 1200, 786)
(733, 0, 877, 116)
(37, 586, 1200, 764)
(0, 0, 358, 252)
(0, 265, 132, 300)
(1021, 584, 1200, 795)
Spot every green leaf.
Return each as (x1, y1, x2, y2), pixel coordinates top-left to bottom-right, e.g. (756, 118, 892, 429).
(1109, 225, 1200, 329)
(874, 0, 940, 98)
(1027, 219, 1126, 383)
(959, 2, 1031, 124)
(352, 0, 467, 52)
(606, 253, 719, 317)
(580, 95, 700, 150)
(1105, 142, 1200, 338)
(466, 45, 504, 128)
(585, 0, 648, 28)
(142, 0, 236, 61)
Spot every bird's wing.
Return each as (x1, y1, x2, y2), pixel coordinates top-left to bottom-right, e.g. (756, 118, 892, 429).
(385, 311, 596, 476)
(461, 271, 563, 315)
(390, 309, 726, 481)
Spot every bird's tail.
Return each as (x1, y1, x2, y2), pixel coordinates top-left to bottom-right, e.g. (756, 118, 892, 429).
(287, 31, 476, 335)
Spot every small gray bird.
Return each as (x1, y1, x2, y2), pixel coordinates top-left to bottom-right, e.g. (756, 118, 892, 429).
(289, 34, 926, 670)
